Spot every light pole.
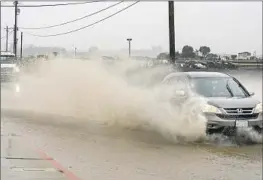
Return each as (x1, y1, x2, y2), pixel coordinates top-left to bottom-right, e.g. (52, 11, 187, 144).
(127, 38, 132, 57)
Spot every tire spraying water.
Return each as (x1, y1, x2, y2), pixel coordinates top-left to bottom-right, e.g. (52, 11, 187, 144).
(2, 58, 208, 143)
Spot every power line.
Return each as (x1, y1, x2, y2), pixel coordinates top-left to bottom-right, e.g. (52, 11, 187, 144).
(1, 29, 14, 39)
(24, 1, 139, 38)
(20, 1, 123, 30)
(1, 27, 14, 29)
(1, 1, 102, 8)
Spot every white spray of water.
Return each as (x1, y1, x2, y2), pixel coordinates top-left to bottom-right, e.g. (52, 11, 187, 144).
(2, 58, 209, 143)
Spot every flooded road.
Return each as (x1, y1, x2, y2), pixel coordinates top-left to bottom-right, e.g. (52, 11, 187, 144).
(1, 113, 262, 180)
(1, 62, 262, 180)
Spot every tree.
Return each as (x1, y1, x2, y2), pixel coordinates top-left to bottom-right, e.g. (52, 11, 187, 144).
(157, 51, 180, 60)
(175, 51, 180, 58)
(206, 53, 218, 61)
(157, 52, 169, 60)
(181, 45, 195, 58)
(199, 46, 211, 58)
(231, 55, 237, 60)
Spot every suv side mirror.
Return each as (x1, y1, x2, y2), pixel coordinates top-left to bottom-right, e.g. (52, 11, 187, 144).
(249, 92, 255, 96)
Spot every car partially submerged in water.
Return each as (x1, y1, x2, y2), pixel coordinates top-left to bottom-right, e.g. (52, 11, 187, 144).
(162, 71, 262, 135)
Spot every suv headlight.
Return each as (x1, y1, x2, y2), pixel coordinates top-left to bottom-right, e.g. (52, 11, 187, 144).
(254, 103, 262, 113)
(202, 104, 222, 114)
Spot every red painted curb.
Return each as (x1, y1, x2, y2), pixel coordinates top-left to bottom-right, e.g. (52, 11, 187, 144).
(36, 148, 81, 180)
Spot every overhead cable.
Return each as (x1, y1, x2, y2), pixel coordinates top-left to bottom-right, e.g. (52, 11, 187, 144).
(1, 1, 102, 8)
(24, 1, 139, 37)
(1, 29, 14, 39)
(20, 1, 123, 30)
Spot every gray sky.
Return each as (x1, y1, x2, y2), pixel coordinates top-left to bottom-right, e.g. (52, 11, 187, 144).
(1, 1, 262, 55)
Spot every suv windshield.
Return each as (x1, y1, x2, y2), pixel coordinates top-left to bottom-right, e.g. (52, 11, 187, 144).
(191, 77, 249, 98)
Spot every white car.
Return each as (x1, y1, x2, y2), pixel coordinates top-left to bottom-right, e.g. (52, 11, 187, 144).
(1, 52, 20, 80)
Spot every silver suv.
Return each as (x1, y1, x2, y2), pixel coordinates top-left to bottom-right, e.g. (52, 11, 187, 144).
(162, 71, 262, 135)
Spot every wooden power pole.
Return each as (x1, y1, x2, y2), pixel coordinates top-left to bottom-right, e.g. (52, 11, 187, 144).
(13, 1, 18, 58)
(168, 1, 175, 63)
(0, 1, 2, 54)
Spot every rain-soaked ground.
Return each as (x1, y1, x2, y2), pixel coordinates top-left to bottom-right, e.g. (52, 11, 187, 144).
(1, 67, 262, 180)
(1, 114, 262, 180)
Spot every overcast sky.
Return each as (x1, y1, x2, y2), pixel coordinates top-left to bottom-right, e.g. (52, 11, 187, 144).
(1, 1, 262, 55)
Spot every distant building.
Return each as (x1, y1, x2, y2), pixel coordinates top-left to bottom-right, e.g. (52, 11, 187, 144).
(238, 52, 251, 60)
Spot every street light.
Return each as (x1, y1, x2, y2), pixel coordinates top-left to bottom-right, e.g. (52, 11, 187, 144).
(127, 38, 132, 57)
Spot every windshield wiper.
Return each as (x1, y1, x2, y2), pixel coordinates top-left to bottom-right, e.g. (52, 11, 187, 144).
(226, 80, 234, 97)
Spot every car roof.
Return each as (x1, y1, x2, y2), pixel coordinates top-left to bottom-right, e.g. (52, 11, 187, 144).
(163, 71, 230, 81)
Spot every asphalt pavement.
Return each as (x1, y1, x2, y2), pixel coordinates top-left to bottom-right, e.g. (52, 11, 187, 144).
(1, 121, 80, 180)
(1, 114, 262, 180)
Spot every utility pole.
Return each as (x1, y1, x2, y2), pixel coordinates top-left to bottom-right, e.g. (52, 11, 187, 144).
(168, 1, 176, 64)
(13, 1, 18, 58)
(5, 26, 9, 51)
(20, 32, 23, 59)
(127, 38, 132, 57)
(0, 1, 2, 55)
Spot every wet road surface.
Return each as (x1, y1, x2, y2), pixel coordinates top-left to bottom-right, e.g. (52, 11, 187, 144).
(1, 113, 262, 180)
(1, 70, 262, 180)
(1, 121, 77, 180)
